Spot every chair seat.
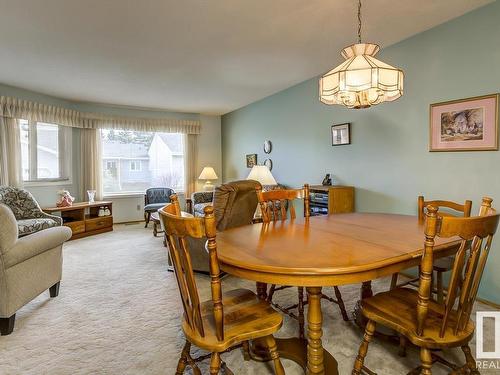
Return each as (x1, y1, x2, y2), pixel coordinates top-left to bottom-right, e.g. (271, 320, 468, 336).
(17, 218, 59, 237)
(434, 256, 454, 272)
(361, 288, 474, 349)
(144, 203, 167, 212)
(182, 288, 283, 352)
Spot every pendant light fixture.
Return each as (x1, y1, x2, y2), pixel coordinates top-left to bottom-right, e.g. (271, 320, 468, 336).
(319, 0, 404, 109)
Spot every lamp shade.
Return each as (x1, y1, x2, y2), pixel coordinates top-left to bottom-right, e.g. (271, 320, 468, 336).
(198, 167, 218, 180)
(247, 165, 277, 186)
(319, 43, 404, 109)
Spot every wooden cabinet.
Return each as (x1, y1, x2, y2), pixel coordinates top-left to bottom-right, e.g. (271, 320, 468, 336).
(43, 201, 113, 240)
(308, 185, 354, 216)
(85, 216, 113, 232)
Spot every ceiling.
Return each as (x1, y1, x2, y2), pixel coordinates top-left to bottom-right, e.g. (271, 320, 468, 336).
(0, 0, 492, 115)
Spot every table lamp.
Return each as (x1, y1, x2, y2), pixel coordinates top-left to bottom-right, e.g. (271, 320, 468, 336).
(198, 167, 218, 191)
(247, 165, 277, 221)
(247, 165, 277, 186)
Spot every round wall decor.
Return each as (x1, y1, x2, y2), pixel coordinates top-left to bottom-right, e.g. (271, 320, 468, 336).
(263, 158, 273, 171)
(263, 140, 272, 154)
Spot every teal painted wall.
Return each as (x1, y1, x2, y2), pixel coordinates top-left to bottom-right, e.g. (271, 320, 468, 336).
(222, 1, 500, 303)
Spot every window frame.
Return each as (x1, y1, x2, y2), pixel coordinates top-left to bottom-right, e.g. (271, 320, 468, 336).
(129, 160, 142, 172)
(20, 120, 73, 186)
(101, 130, 186, 196)
(106, 160, 117, 170)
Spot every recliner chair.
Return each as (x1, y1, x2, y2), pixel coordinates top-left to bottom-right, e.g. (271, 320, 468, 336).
(167, 180, 261, 273)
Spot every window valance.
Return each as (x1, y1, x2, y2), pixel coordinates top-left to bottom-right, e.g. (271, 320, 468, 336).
(0, 96, 200, 134)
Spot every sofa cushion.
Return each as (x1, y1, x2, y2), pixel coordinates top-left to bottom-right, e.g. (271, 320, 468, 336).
(144, 203, 167, 213)
(191, 191, 214, 205)
(193, 202, 212, 217)
(0, 186, 42, 220)
(17, 218, 60, 237)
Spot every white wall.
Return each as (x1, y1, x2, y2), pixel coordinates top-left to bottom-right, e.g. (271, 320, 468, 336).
(196, 115, 222, 191)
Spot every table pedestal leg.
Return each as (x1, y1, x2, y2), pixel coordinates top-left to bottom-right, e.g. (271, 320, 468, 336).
(353, 281, 372, 328)
(306, 287, 324, 375)
(354, 281, 399, 340)
(256, 282, 268, 300)
(251, 282, 271, 361)
(251, 283, 338, 374)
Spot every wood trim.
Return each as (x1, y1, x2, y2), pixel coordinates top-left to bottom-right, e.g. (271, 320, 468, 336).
(69, 226, 113, 240)
(43, 201, 113, 212)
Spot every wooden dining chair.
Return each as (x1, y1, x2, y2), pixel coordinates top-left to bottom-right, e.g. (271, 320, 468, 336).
(353, 197, 499, 375)
(256, 184, 349, 340)
(391, 196, 472, 304)
(159, 195, 285, 375)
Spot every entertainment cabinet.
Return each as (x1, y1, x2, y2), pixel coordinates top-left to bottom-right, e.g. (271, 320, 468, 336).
(308, 185, 354, 216)
(43, 201, 113, 240)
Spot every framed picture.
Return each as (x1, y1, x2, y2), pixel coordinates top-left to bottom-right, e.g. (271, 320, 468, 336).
(246, 154, 257, 168)
(429, 94, 499, 151)
(331, 123, 351, 146)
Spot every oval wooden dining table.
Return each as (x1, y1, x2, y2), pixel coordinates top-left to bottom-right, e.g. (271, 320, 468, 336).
(216, 213, 461, 375)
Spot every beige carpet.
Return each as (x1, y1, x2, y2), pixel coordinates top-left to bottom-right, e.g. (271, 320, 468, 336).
(0, 223, 496, 375)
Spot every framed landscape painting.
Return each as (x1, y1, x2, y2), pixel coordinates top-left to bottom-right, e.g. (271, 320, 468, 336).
(429, 94, 499, 151)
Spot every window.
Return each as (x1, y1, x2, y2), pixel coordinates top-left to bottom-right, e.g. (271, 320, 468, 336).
(101, 130, 185, 195)
(129, 160, 142, 172)
(106, 161, 117, 170)
(20, 120, 72, 183)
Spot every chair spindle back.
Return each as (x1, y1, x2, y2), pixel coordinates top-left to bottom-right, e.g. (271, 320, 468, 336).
(418, 195, 472, 221)
(159, 194, 224, 341)
(417, 197, 499, 338)
(256, 184, 310, 222)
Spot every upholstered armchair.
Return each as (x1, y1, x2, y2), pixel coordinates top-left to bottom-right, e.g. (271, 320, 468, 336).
(0, 186, 62, 237)
(144, 187, 175, 227)
(0, 204, 72, 335)
(187, 191, 215, 217)
(179, 180, 262, 273)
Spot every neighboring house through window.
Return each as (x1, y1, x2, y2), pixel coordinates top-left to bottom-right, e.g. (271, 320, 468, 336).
(101, 130, 185, 195)
(129, 160, 141, 172)
(106, 161, 117, 170)
(19, 119, 72, 183)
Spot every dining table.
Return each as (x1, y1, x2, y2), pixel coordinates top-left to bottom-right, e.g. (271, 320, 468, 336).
(216, 212, 461, 375)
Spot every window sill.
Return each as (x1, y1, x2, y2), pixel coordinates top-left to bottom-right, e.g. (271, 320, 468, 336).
(23, 179, 73, 187)
(104, 192, 185, 199)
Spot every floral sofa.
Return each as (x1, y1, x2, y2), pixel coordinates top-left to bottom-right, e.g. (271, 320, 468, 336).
(0, 186, 62, 237)
(189, 191, 215, 217)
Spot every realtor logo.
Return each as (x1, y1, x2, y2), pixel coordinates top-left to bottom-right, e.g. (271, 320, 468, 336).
(476, 311, 500, 359)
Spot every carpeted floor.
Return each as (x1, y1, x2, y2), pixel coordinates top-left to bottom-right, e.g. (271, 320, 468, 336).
(0, 223, 496, 375)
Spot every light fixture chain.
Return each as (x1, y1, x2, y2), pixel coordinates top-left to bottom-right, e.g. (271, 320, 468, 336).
(357, 0, 362, 43)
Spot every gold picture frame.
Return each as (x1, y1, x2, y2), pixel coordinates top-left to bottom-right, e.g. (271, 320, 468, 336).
(429, 93, 499, 152)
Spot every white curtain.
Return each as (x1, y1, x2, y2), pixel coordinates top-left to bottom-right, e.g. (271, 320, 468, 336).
(80, 128, 103, 201)
(184, 134, 198, 197)
(0, 117, 22, 187)
(0, 96, 200, 134)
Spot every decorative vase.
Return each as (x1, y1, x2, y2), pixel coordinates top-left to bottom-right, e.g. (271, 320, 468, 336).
(87, 190, 96, 203)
